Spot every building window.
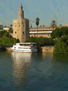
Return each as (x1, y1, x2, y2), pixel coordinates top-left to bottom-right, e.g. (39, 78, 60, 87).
(48, 34, 50, 36)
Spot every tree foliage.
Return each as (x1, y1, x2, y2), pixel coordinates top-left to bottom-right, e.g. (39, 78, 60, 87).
(26, 37, 54, 46)
(36, 17, 40, 27)
(0, 31, 19, 46)
(52, 27, 68, 53)
(0, 31, 12, 38)
(54, 35, 68, 53)
(51, 27, 68, 39)
(9, 28, 13, 33)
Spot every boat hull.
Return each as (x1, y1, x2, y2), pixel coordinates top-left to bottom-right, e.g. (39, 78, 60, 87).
(12, 50, 37, 53)
(11, 43, 38, 53)
(12, 51, 36, 53)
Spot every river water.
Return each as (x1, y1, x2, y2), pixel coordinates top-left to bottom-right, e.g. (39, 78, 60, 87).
(0, 52, 68, 91)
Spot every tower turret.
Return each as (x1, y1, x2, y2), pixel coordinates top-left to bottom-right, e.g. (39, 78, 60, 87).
(18, 5, 24, 19)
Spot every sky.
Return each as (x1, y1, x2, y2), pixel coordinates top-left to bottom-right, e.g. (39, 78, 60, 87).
(0, 0, 68, 27)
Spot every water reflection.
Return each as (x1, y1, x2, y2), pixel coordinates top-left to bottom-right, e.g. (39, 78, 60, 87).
(42, 52, 53, 58)
(11, 52, 31, 89)
(53, 53, 68, 63)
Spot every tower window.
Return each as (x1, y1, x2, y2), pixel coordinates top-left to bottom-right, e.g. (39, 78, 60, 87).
(15, 32, 16, 34)
(19, 25, 20, 27)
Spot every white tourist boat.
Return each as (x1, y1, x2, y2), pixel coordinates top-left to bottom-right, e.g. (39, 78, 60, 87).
(11, 43, 38, 53)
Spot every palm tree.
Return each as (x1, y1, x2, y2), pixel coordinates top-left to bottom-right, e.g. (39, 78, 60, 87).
(51, 20, 57, 29)
(36, 17, 40, 37)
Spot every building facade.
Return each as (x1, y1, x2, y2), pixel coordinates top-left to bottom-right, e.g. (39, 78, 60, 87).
(3, 26, 10, 32)
(13, 5, 29, 43)
(29, 26, 54, 38)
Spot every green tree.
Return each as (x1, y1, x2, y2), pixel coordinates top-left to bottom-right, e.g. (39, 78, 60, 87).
(54, 35, 68, 53)
(9, 28, 13, 33)
(0, 31, 12, 38)
(26, 37, 54, 46)
(51, 27, 68, 39)
(36, 17, 40, 27)
(0, 31, 19, 46)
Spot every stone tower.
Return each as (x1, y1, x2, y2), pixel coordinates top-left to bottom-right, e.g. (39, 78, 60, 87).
(13, 5, 29, 43)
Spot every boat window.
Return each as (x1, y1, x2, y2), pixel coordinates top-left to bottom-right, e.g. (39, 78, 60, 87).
(33, 44, 36, 46)
(19, 43, 36, 46)
(20, 44, 23, 46)
(20, 44, 31, 46)
(18, 47, 31, 49)
(18, 47, 23, 49)
(25, 44, 31, 46)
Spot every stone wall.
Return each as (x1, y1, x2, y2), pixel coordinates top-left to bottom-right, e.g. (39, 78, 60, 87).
(41, 46, 54, 53)
(6, 47, 12, 52)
